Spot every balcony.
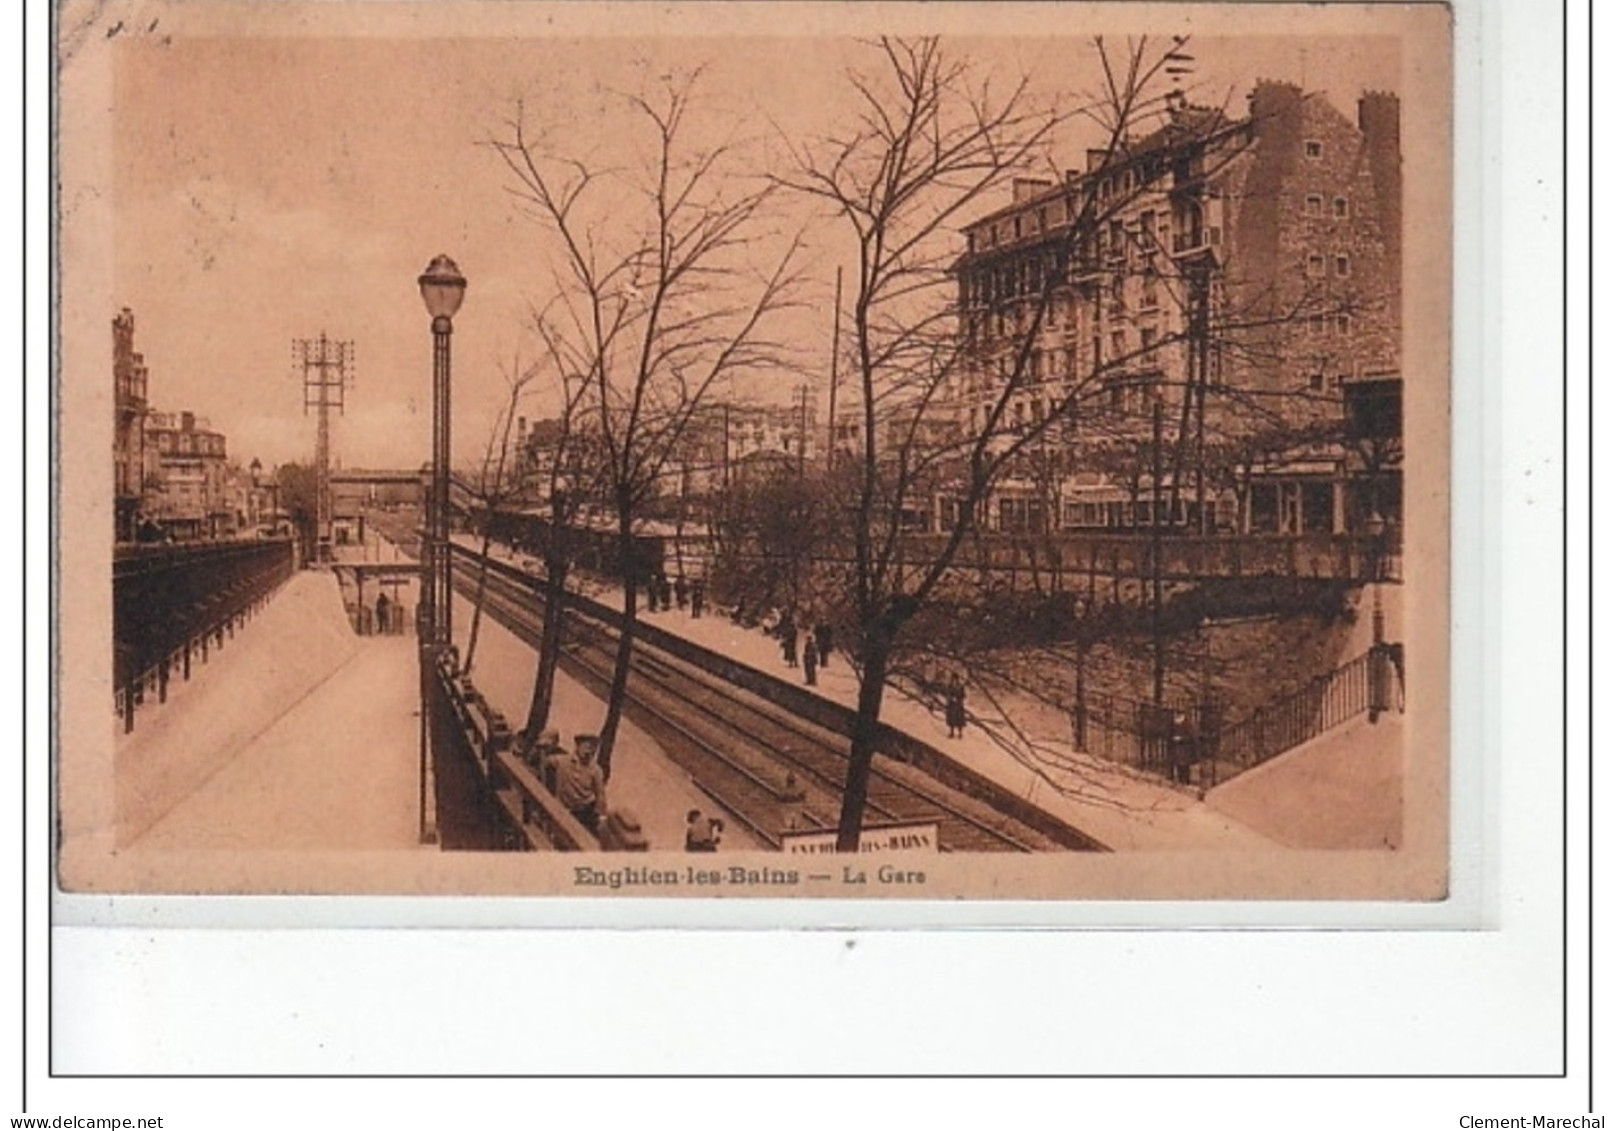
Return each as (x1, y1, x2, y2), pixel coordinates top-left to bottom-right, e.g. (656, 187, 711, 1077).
(1171, 227, 1222, 258)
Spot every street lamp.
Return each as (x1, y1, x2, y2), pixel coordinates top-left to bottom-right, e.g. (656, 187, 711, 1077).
(1364, 509, 1387, 722)
(419, 253, 466, 655)
(416, 254, 464, 847)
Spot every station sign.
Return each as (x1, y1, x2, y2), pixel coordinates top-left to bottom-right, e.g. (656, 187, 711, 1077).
(780, 821, 940, 854)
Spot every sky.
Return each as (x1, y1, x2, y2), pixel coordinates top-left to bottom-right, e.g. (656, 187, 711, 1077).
(98, 12, 1404, 472)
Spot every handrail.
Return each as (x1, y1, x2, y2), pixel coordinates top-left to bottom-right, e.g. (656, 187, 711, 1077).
(113, 537, 295, 732)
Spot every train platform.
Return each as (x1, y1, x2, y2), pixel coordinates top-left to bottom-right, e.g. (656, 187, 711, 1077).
(447, 588, 765, 852)
(109, 570, 425, 855)
(625, 598, 1279, 853)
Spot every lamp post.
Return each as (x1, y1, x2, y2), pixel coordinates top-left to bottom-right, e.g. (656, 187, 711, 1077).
(1364, 509, 1387, 722)
(419, 254, 466, 654)
(417, 254, 465, 846)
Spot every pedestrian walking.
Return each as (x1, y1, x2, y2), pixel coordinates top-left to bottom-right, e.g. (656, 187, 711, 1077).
(554, 734, 607, 833)
(659, 574, 674, 612)
(375, 591, 391, 636)
(781, 620, 798, 668)
(690, 579, 705, 619)
(674, 575, 688, 609)
(802, 636, 818, 686)
(944, 676, 967, 738)
(814, 622, 833, 668)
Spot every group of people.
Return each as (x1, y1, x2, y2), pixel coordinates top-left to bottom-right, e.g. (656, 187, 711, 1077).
(522, 729, 607, 833)
(776, 619, 834, 687)
(644, 572, 706, 618)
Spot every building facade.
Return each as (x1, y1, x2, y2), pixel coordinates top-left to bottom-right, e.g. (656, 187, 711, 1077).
(112, 308, 156, 542)
(951, 82, 1402, 537)
(143, 411, 234, 540)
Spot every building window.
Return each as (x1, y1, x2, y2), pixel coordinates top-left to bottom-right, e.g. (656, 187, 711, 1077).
(1307, 372, 1325, 391)
(1308, 314, 1326, 336)
(1306, 253, 1325, 277)
(1333, 196, 1350, 218)
(1110, 330, 1126, 360)
(1013, 215, 1023, 239)
(1335, 253, 1351, 277)
(1304, 194, 1324, 216)
(1304, 139, 1323, 159)
(1336, 313, 1353, 335)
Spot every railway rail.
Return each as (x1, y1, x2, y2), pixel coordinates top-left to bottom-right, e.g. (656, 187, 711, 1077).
(449, 548, 1069, 852)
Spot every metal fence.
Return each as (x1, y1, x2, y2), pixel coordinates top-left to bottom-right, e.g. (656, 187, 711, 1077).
(1071, 645, 1401, 785)
(113, 538, 295, 732)
(1215, 647, 1400, 775)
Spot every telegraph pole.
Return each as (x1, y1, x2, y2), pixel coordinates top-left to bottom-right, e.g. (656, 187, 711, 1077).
(825, 266, 842, 471)
(292, 332, 354, 563)
(795, 382, 811, 479)
(1151, 398, 1166, 705)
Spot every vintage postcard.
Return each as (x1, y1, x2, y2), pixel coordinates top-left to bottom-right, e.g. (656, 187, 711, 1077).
(55, 1, 1453, 906)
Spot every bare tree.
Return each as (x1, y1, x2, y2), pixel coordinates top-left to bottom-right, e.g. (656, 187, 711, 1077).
(517, 328, 607, 745)
(460, 353, 539, 675)
(492, 71, 803, 776)
(776, 35, 1340, 849)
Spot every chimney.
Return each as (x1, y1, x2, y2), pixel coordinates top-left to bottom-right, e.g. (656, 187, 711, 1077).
(1247, 80, 1303, 141)
(1359, 91, 1403, 333)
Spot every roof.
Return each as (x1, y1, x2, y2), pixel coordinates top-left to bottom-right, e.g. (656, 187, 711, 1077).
(959, 103, 1248, 239)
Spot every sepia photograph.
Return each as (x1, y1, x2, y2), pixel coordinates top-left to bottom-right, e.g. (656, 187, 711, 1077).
(55, 0, 1453, 903)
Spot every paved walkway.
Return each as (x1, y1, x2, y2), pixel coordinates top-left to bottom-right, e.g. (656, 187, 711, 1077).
(116, 571, 424, 853)
(1205, 712, 1404, 850)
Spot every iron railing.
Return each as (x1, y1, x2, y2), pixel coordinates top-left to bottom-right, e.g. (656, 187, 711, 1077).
(427, 653, 646, 852)
(113, 538, 295, 732)
(1070, 645, 1402, 785)
(1215, 646, 1400, 775)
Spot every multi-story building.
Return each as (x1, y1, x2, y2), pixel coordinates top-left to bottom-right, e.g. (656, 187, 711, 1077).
(143, 410, 234, 540)
(112, 308, 156, 542)
(951, 81, 1402, 537)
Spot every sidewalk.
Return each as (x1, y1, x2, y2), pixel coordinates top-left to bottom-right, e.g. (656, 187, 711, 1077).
(449, 588, 763, 852)
(1205, 711, 1404, 849)
(455, 538, 1291, 852)
(116, 570, 424, 853)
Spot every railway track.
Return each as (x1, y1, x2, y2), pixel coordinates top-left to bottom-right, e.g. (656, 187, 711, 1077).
(450, 549, 1064, 852)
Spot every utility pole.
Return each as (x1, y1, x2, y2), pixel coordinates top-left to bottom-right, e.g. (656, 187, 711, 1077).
(826, 266, 842, 472)
(292, 332, 354, 563)
(1151, 398, 1165, 705)
(795, 382, 811, 479)
(1187, 259, 1212, 533)
(721, 401, 731, 489)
